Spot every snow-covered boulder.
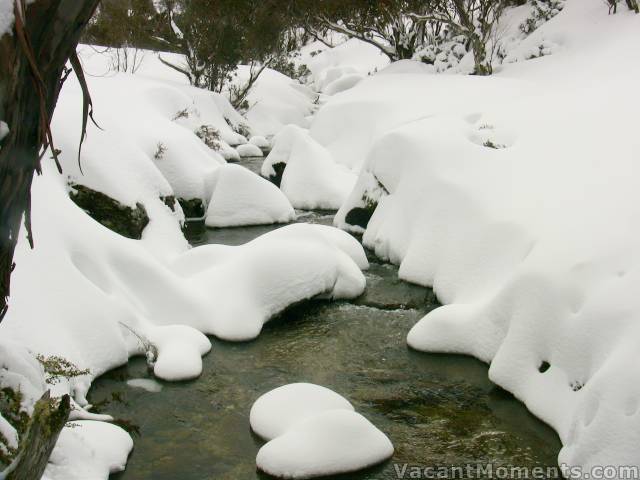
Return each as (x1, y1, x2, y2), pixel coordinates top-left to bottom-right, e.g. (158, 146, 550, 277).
(262, 125, 356, 210)
(279, 132, 356, 210)
(252, 384, 393, 479)
(322, 73, 364, 96)
(249, 135, 270, 150)
(261, 124, 308, 184)
(205, 164, 295, 227)
(44, 420, 133, 480)
(250, 383, 354, 441)
(236, 143, 264, 158)
(170, 223, 367, 341)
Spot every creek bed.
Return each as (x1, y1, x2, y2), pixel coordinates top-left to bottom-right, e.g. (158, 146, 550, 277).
(94, 160, 561, 480)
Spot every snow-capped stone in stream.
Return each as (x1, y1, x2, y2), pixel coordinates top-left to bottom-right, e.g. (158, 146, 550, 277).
(205, 164, 295, 227)
(256, 408, 394, 479)
(262, 126, 356, 210)
(250, 383, 355, 441)
(236, 143, 264, 158)
(249, 135, 270, 150)
(170, 223, 367, 341)
(261, 124, 307, 182)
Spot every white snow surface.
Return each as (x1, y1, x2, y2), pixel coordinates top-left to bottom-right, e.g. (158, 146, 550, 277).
(205, 164, 295, 227)
(317, 0, 640, 474)
(43, 420, 133, 480)
(0, 0, 13, 39)
(253, 384, 393, 479)
(262, 125, 357, 210)
(250, 383, 355, 441)
(236, 143, 264, 158)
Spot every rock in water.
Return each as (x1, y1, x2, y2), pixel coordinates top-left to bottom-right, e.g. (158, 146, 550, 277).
(251, 383, 393, 478)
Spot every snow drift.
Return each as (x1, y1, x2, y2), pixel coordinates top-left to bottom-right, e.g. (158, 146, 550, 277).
(321, 0, 640, 474)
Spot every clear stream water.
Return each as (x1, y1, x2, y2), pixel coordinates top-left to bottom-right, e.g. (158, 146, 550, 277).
(93, 159, 561, 480)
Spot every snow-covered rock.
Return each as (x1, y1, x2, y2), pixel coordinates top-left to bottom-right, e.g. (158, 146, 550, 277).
(170, 223, 366, 341)
(279, 131, 356, 210)
(126, 378, 163, 393)
(205, 164, 295, 227)
(250, 383, 354, 441)
(261, 124, 308, 182)
(43, 420, 133, 480)
(262, 126, 356, 210)
(322, 73, 364, 96)
(236, 143, 264, 158)
(256, 408, 393, 479)
(249, 135, 270, 150)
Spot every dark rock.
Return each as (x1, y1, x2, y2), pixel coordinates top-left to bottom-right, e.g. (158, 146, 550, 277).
(161, 195, 177, 212)
(345, 205, 377, 230)
(177, 197, 206, 219)
(69, 184, 149, 239)
(265, 162, 287, 188)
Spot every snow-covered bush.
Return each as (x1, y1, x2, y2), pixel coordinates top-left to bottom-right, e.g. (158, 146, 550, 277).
(413, 35, 468, 73)
(194, 124, 222, 151)
(520, 0, 566, 34)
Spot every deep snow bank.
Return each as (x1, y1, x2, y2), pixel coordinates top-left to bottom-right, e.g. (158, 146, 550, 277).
(317, 0, 640, 474)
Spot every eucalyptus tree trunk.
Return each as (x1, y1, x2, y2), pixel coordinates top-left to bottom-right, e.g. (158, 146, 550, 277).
(0, 0, 99, 321)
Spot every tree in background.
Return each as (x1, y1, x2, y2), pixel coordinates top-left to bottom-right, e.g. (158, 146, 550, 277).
(301, 0, 437, 61)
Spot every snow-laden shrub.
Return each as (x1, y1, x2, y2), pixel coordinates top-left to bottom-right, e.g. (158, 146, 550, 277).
(520, 0, 566, 35)
(413, 35, 468, 73)
(195, 125, 222, 151)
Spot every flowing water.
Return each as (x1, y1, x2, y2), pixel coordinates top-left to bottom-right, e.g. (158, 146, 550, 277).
(94, 159, 561, 480)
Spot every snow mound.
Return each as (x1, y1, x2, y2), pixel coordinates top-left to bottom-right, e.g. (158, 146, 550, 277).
(237, 143, 264, 158)
(280, 131, 357, 210)
(250, 383, 355, 441)
(250, 135, 270, 149)
(261, 124, 308, 179)
(256, 409, 394, 479)
(322, 73, 364, 96)
(205, 164, 295, 227)
(170, 223, 367, 341)
(44, 420, 133, 480)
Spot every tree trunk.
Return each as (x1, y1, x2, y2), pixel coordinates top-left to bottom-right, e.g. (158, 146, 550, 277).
(5, 392, 71, 480)
(0, 0, 100, 320)
(470, 35, 492, 76)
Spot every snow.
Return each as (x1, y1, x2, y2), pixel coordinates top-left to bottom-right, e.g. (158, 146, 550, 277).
(322, 73, 364, 96)
(169, 223, 367, 341)
(262, 125, 357, 210)
(0, 121, 8, 142)
(249, 135, 270, 149)
(312, 0, 640, 474)
(261, 124, 307, 178)
(0, 0, 13, 39)
(236, 143, 264, 158)
(126, 378, 163, 393)
(205, 164, 295, 227)
(280, 131, 357, 210)
(43, 420, 133, 480)
(250, 383, 355, 441)
(252, 384, 393, 479)
(234, 66, 317, 137)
